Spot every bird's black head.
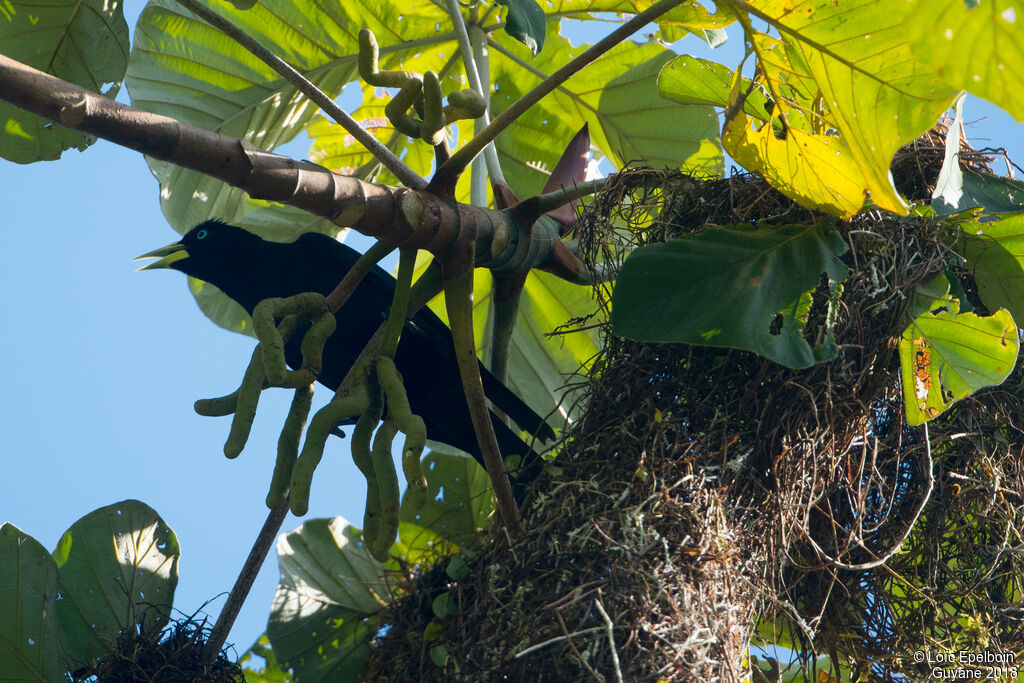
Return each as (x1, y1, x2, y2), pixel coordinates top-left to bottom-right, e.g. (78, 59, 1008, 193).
(136, 220, 262, 286)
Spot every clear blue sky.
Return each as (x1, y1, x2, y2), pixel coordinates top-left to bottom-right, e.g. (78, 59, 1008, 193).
(2, 1, 1023, 660)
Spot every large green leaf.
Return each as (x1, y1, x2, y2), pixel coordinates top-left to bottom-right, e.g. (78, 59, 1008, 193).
(268, 517, 389, 682)
(906, 0, 1024, 122)
(400, 451, 495, 552)
(899, 273, 1019, 426)
(491, 31, 722, 197)
(612, 220, 849, 369)
(961, 213, 1024, 322)
(722, 0, 958, 216)
(308, 87, 437, 187)
(52, 500, 179, 668)
(0, 524, 62, 682)
(0, 0, 128, 163)
(658, 55, 773, 121)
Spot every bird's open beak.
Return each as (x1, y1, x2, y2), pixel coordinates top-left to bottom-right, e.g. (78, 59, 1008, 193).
(135, 241, 189, 271)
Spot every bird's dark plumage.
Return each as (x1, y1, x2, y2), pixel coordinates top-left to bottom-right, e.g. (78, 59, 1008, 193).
(140, 220, 553, 479)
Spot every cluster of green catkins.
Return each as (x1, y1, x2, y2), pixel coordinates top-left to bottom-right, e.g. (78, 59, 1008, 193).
(358, 28, 486, 145)
(194, 292, 427, 562)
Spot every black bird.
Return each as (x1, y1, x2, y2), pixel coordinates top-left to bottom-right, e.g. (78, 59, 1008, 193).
(138, 219, 553, 479)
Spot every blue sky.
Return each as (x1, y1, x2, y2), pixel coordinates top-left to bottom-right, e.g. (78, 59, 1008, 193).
(2, 0, 1024, 661)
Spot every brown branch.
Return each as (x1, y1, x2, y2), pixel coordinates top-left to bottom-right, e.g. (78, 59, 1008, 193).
(203, 499, 290, 664)
(0, 55, 408, 232)
(433, 0, 685, 187)
(441, 244, 524, 536)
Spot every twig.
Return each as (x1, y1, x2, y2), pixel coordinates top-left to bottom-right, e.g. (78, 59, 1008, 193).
(513, 626, 605, 658)
(434, 0, 685, 187)
(203, 500, 290, 664)
(532, 178, 609, 216)
(325, 240, 395, 312)
(594, 591, 623, 683)
(173, 0, 427, 189)
(805, 423, 935, 571)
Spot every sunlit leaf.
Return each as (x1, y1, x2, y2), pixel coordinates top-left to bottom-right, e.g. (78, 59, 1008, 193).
(268, 518, 388, 682)
(0, 0, 128, 163)
(899, 273, 1019, 425)
(52, 500, 179, 668)
(729, 0, 959, 215)
(491, 31, 722, 197)
(906, 0, 1024, 122)
(400, 451, 495, 551)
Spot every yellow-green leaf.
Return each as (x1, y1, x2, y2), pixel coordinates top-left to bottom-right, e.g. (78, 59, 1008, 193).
(722, 107, 870, 217)
(906, 0, 1024, 122)
(899, 274, 1019, 426)
(735, 0, 959, 215)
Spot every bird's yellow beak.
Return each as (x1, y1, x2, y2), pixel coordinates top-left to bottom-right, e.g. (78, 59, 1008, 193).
(135, 241, 189, 271)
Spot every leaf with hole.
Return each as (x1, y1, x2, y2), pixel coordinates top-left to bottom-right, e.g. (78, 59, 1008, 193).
(612, 220, 848, 369)
(899, 273, 1019, 426)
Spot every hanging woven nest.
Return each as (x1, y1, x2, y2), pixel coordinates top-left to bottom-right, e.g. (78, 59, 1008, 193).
(365, 128, 1024, 682)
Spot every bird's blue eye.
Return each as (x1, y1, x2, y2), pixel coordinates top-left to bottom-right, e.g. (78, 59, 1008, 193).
(197, 229, 208, 239)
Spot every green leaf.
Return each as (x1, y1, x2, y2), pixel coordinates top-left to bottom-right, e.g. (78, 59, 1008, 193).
(0, 0, 128, 163)
(899, 274, 1019, 426)
(52, 500, 179, 668)
(239, 635, 294, 683)
(0, 523, 62, 682)
(960, 212, 1024, 321)
(658, 55, 773, 121)
(491, 32, 722, 197)
(432, 592, 452, 618)
(959, 169, 1024, 214)
(445, 555, 470, 580)
(269, 517, 388, 682)
(308, 87, 436, 186)
(906, 0, 1024, 121)
(728, 0, 958, 215)
(497, 0, 547, 55)
(400, 451, 495, 550)
(612, 220, 848, 369)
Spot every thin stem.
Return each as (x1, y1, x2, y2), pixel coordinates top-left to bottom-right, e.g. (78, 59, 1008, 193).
(381, 249, 417, 357)
(203, 500, 290, 664)
(532, 177, 608, 215)
(173, 0, 427, 190)
(445, 0, 506, 192)
(486, 38, 597, 117)
(325, 240, 395, 312)
(435, 0, 685, 186)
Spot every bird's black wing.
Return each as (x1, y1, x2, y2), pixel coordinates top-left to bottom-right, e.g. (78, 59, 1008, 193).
(301, 233, 555, 442)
